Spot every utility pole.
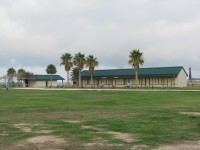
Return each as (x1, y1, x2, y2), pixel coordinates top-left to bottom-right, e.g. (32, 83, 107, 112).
(189, 67, 192, 80)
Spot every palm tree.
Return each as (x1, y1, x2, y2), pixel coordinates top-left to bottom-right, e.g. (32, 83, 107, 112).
(85, 55, 99, 88)
(7, 68, 16, 81)
(128, 49, 144, 88)
(60, 53, 73, 86)
(70, 67, 79, 85)
(46, 64, 57, 88)
(73, 52, 85, 87)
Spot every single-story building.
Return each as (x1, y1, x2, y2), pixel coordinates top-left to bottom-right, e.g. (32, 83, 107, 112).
(81, 66, 188, 88)
(23, 75, 65, 88)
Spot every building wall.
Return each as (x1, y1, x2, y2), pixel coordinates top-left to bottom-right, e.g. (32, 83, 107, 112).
(29, 81, 45, 87)
(176, 69, 188, 87)
(29, 81, 58, 88)
(82, 75, 187, 88)
(47, 81, 58, 87)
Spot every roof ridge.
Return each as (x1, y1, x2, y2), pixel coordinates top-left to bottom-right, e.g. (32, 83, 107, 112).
(82, 66, 183, 71)
(140, 66, 183, 69)
(33, 74, 60, 76)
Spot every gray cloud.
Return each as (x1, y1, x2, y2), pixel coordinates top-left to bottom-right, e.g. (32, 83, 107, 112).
(0, 0, 200, 78)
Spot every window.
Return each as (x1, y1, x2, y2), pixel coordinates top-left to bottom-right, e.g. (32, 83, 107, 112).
(117, 79, 123, 85)
(87, 79, 90, 85)
(156, 78, 159, 84)
(150, 78, 153, 84)
(159, 78, 162, 84)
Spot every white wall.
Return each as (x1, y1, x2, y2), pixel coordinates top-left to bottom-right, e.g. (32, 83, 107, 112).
(47, 81, 57, 87)
(29, 81, 58, 88)
(82, 75, 188, 88)
(29, 81, 45, 87)
(176, 69, 188, 87)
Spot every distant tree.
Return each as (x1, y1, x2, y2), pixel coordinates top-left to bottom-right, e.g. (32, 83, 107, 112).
(85, 55, 99, 88)
(7, 68, 16, 81)
(23, 71, 33, 87)
(17, 69, 26, 87)
(23, 71, 33, 80)
(128, 49, 144, 88)
(73, 52, 85, 87)
(17, 69, 25, 80)
(17, 70, 33, 80)
(46, 64, 57, 88)
(70, 67, 79, 85)
(60, 53, 73, 86)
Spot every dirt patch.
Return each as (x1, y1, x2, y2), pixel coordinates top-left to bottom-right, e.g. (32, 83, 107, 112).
(63, 120, 82, 123)
(27, 135, 66, 144)
(154, 140, 200, 150)
(180, 112, 200, 116)
(106, 131, 135, 143)
(13, 123, 52, 134)
(13, 123, 32, 133)
(83, 138, 123, 147)
(35, 130, 52, 134)
(2, 136, 68, 150)
(81, 125, 101, 131)
(131, 144, 149, 150)
(81, 125, 135, 143)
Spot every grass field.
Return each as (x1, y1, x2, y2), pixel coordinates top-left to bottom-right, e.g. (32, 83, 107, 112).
(0, 89, 200, 150)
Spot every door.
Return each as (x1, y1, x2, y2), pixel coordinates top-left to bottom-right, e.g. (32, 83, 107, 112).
(25, 80, 28, 87)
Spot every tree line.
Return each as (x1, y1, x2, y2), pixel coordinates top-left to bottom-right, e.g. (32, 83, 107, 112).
(60, 49, 144, 88)
(60, 52, 98, 88)
(4, 49, 144, 88)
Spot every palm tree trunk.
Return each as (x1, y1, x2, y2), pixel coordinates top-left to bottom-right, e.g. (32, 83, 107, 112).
(79, 69, 81, 87)
(67, 71, 69, 86)
(90, 74, 93, 88)
(50, 74, 52, 88)
(135, 70, 138, 88)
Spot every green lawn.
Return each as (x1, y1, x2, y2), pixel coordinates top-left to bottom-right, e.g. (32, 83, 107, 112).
(0, 89, 200, 149)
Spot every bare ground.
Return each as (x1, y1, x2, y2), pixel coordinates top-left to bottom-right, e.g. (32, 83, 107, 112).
(180, 112, 200, 116)
(153, 140, 200, 150)
(1, 121, 200, 150)
(13, 123, 52, 134)
(2, 136, 69, 150)
(81, 125, 135, 143)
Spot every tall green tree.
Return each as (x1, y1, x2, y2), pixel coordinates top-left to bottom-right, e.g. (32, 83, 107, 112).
(70, 67, 79, 84)
(24, 71, 33, 79)
(46, 64, 57, 88)
(17, 69, 33, 80)
(7, 68, 16, 81)
(85, 55, 99, 88)
(17, 69, 26, 87)
(73, 52, 85, 87)
(60, 53, 73, 86)
(128, 49, 144, 88)
(17, 69, 25, 80)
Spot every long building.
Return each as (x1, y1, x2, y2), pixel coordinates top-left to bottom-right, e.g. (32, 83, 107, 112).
(24, 75, 64, 88)
(81, 66, 188, 88)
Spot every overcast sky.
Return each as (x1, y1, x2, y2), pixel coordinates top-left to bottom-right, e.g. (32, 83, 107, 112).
(0, 0, 200, 80)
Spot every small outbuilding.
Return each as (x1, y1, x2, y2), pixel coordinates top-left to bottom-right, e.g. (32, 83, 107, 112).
(23, 75, 65, 88)
(81, 66, 188, 88)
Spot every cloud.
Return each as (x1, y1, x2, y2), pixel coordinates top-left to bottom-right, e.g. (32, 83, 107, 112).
(0, 0, 200, 78)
